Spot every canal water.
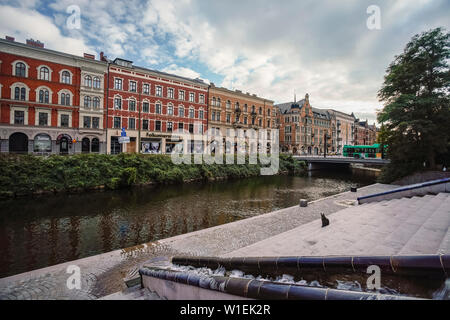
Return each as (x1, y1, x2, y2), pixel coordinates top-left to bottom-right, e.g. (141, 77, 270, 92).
(0, 170, 375, 278)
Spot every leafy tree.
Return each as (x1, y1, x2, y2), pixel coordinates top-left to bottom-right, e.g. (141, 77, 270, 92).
(377, 27, 450, 182)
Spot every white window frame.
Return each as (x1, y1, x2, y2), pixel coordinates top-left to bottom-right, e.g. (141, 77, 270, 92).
(11, 60, 30, 77)
(143, 83, 150, 95)
(35, 86, 53, 104)
(59, 69, 73, 84)
(114, 77, 123, 90)
(57, 110, 73, 128)
(155, 101, 162, 114)
(57, 89, 73, 106)
(10, 106, 29, 125)
(10, 82, 30, 101)
(37, 65, 53, 81)
(129, 80, 137, 92)
(113, 94, 122, 110)
(35, 107, 52, 126)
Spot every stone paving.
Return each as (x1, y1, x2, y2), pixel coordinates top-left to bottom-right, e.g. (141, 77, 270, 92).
(223, 193, 450, 257)
(0, 183, 398, 300)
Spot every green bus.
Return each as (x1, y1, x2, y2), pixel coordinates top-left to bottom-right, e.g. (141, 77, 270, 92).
(343, 144, 387, 159)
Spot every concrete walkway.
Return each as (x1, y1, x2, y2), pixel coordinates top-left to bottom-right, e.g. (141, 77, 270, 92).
(0, 183, 398, 300)
(223, 193, 450, 257)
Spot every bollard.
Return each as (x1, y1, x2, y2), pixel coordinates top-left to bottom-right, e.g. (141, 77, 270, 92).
(299, 199, 308, 207)
(350, 186, 357, 193)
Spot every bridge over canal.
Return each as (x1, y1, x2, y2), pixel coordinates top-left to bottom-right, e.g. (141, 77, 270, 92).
(292, 155, 390, 171)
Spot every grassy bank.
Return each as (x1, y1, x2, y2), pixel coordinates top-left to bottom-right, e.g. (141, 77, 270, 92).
(0, 153, 305, 198)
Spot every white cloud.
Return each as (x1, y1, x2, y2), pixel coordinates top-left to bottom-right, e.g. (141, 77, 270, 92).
(0, 4, 92, 56)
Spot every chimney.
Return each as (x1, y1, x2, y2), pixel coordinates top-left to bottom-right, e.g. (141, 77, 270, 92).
(5, 35, 15, 42)
(83, 53, 95, 59)
(26, 38, 44, 48)
(100, 52, 108, 61)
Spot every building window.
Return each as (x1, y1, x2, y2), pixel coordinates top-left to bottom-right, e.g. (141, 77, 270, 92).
(142, 119, 149, 130)
(129, 118, 136, 129)
(84, 96, 91, 108)
(226, 100, 231, 109)
(61, 71, 71, 84)
(113, 117, 121, 129)
(15, 62, 26, 77)
(259, 118, 262, 126)
(83, 116, 91, 128)
(244, 117, 248, 125)
(212, 111, 215, 121)
(14, 87, 26, 101)
(189, 92, 195, 102)
(39, 89, 49, 103)
(143, 102, 149, 113)
(34, 134, 51, 152)
(129, 81, 137, 92)
(167, 105, 173, 115)
(39, 112, 48, 126)
(189, 123, 194, 134)
(179, 90, 185, 100)
(217, 98, 221, 106)
(61, 93, 70, 106)
(178, 122, 184, 130)
(212, 97, 216, 106)
(179, 107, 184, 117)
(129, 99, 136, 111)
(91, 138, 100, 152)
(216, 112, 221, 121)
(155, 120, 161, 131)
(114, 78, 122, 90)
(114, 97, 122, 109)
(156, 86, 162, 97)
(60, 114, 69, 127)
(93, 97, 100, 109)
(199, 94, 204, 104)
(82, 138, 90, 153)
(168, 88, 174, 98)
(93, 77, 101, 89)
(155, 103, 161, 114)
(92, 117, 100, 129)
(189, 108, 195, 118)
(14, 110, 25, 124)
(199, 109, 204, 119)
(143, 84, 149, 94)
(226, 113, 231, 123)
(167, 122, 173, 132)
(40, 67, 50, 81)
(84, 75, 92, 87)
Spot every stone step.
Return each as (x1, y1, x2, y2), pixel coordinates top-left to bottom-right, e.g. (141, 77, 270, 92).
(398, 194, 450, 255)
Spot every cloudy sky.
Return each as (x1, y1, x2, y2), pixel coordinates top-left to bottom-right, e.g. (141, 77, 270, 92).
(1, 0, 449, 123)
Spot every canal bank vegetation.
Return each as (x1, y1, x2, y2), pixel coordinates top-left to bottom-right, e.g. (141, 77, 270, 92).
(0, 153, 306, 198)
(376, 27, 450, 183)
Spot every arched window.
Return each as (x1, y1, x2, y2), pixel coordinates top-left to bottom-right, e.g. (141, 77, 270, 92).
(212, 97, 216, 106)
(217, 98, 221, 106)
(34, 134, 52, 153)
(15, 62, 26, 77)
(93, 77, 101, 89)
(84, 75, 92, 87)
(82, 138, 90, 153)
(84, 96, 91, 108)
(61, 71, 71, 84)
(189, 108, 195, 118)
(226, 100, 231, 109)
(14, 87, 26, 100)
(61, 92, 70, 106)
(167, 104, 173, 115)
(39, 89, 49, 103)
(40, 67, 49, 81)
(91, 138, 100, 153)
(93, 97, 100, 109)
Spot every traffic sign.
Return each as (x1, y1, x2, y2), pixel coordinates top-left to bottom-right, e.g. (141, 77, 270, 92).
(119, 136, 130, 144)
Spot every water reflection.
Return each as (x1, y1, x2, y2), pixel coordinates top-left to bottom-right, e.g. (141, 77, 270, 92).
(0, 170, 374, 278)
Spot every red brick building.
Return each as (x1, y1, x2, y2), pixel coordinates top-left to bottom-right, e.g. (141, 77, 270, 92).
(106, 58, 209, 154)
(0, 37, 107, 154)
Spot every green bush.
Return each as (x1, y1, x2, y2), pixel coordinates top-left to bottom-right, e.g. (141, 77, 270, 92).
(0, 153, 304, 197)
